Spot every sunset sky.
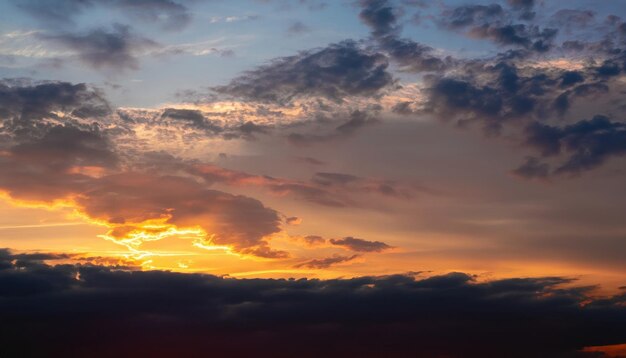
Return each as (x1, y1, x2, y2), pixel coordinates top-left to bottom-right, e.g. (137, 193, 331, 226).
(1, 0, 625, 356)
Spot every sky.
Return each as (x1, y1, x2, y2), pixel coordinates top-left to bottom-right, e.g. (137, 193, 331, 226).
(1, 0, 626, 356)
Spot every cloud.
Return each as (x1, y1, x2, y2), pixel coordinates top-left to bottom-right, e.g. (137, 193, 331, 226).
(358, 0, 451, 72)
(287, 110, 380, 145)
(13, 0, 94, 26)
(0, 80, 111, 137)
(1, 251, 624, 357)
(511, 156, 550, 180)
(0, 81, 290, 257)
(14, 0, 192, 30)
(329, 236, 391, 252)
(187, 152, 418, 207)
(287, 21, 311, 35)
(214, 40, 395, 103)
(76, 173, 284, 253)
(523, 116, 626, 176)
(437, 2, 556, 52)
(112, 0, 192, 31)
(40, 24, 159, 72)
(0, 125, 119, 201)
(294, 254, 359, 268)
(550, 9, 595, 33)
(300, 235, 326, 245)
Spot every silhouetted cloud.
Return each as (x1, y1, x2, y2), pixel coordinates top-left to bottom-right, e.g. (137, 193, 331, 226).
(329, 236, 391, 252)
(0, 250, 624, 357)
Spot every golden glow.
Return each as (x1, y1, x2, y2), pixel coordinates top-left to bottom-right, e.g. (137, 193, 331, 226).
(0, 191, 75, 210)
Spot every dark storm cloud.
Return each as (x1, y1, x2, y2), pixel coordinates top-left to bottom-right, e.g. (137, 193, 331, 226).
(294, 254, 359, 268)
(15, 0, 192, 30)
(0, 80, 111, 138)
(523, 116, 626, 176)
(1, 251, 625, 357)
(40, 24, 159, 72)
(214, 41, 395, 103)
(358, 0, 452, 72)
(329, 236, 392, 252)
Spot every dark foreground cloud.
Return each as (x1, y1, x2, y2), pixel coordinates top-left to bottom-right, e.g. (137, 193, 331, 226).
(1, 249, 625, 358)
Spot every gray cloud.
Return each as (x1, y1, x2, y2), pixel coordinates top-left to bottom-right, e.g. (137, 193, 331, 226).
(359, 0, 452, 72)
(0, 80, 111, 138)
(40, 24, 159, 72)
(214, 41, 395, 103)
(14, 0, 192, 30)
(523, 116, 626, 176)
(294, 254, 359, 268)
(329, 236, 392, 252)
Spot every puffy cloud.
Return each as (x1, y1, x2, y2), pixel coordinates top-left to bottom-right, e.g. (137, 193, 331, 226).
(358, 0, 451, 72)
(214, 41, 395, 103)
(437, 2, 556, 52)
(0, 252, 624, 357)
(523, 116, 626, 176)
(0, 80, 111, 137)
(329, 236, 392, 252)
(78, 173, 283, 251)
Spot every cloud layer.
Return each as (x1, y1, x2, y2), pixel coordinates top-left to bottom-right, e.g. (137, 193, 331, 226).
(1, 250, 624, 357)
